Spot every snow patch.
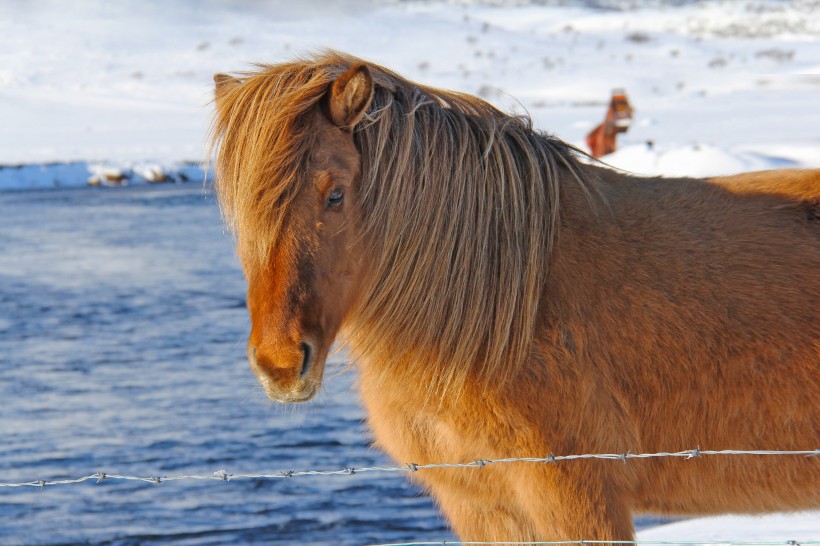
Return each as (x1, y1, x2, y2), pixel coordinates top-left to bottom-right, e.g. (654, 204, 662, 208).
(638, 511, 820, 543)
(0, 162, 209, 191)
(603, 143, 802, 178)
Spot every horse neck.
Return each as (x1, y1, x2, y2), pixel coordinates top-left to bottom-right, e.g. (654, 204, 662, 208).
(541, 163, 630, 310)
(346, 158, 614, 407)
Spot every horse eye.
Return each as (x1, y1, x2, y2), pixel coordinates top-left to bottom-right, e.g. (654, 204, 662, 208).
(326, 187, 345, 209)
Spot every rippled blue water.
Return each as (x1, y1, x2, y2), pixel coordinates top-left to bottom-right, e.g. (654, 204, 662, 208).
(0, 185, 665, 545)
(0, 185, 450, 545)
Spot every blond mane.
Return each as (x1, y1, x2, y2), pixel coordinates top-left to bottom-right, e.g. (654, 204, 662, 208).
(211, 51, 591, 392)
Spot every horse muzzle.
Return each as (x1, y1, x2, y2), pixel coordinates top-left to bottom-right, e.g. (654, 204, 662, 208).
(248, 339, 324, 403)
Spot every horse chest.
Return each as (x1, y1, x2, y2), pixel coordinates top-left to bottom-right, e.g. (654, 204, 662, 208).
(358, 376, 486, 465)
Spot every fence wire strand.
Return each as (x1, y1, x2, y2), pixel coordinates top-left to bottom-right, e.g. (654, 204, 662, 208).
(1, 448, 817, 489)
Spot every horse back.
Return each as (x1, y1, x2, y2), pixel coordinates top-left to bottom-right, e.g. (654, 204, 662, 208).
(710, 168, 820, 201)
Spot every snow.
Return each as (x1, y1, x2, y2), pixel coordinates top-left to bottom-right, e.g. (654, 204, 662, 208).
(603, 142, 801, 177)
(1, 0, 820, 186)
(0, 0, 817, 540)
(0, 161, 207, 190)
(637, 511, 820, 543)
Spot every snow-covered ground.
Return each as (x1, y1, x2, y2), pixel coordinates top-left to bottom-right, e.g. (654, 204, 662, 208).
(638, 511, 820, 543)
(0, 0, 817, 542)
(1, 0, 819, 188)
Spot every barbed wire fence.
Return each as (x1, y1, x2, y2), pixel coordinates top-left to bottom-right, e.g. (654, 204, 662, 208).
(1, 448, 817, 488)
(2, 448, 817, 545)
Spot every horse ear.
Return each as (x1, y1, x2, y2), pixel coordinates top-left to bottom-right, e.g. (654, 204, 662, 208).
(214, 73, 239, 103)
(327, 64, 374, 130)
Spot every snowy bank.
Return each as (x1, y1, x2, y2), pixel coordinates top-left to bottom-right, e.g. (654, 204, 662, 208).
(637, 511, 820, 543)
(0, 161, 208, 191)
(601, 142, 814, 178)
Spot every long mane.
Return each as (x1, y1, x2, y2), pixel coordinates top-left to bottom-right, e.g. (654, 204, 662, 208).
(211, 51, 593, 393)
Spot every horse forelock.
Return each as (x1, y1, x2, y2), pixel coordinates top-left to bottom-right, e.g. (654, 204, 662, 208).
(209, 55, 346, 265)
(210, 51, 593, 393)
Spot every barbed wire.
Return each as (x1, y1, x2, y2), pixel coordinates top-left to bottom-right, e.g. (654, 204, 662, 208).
(1, 448, 817, 489)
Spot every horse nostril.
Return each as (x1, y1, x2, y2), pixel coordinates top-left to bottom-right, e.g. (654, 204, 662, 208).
(300, 341, 314, 377)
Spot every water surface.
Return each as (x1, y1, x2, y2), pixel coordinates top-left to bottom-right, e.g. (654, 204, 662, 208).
(0, 185, 448, 545)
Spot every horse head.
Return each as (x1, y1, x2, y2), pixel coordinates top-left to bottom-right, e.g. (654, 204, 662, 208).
(213, 64, 374, 403)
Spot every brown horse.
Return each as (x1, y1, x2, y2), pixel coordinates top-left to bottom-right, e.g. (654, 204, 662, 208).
(210, 51, 819, 541)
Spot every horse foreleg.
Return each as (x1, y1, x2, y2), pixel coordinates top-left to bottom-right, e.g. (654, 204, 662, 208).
(512, 463, 634, 541)
(430, 474, 539, 542)
(422, 464, 631, 542)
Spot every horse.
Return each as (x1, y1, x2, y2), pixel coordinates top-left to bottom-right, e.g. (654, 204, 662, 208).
(209, 51, 819, 541)
(586, 89, 633, 158)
